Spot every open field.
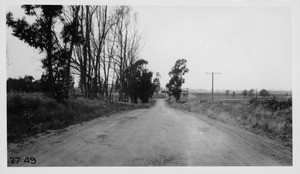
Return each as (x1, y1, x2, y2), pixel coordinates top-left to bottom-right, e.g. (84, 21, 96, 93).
(168, 93, 292, 148)
(190, 92, 291, 101)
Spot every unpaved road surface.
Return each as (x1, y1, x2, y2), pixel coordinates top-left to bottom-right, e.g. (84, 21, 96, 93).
(7, 99, 292, 166)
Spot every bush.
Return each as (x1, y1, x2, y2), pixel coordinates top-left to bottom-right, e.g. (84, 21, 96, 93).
(259, 89, 269, 97)
(249, 97, 292, 112)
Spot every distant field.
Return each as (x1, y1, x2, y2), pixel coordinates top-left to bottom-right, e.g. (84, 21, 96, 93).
(190, 92, 291, 101)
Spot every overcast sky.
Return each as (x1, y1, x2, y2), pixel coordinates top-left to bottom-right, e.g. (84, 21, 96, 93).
(6, 5, 292, 91)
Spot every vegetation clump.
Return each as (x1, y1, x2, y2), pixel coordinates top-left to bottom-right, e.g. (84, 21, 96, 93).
(7, 92, 155, 143)
(167, 96, 292, 148)
(249, 97, 292, 111)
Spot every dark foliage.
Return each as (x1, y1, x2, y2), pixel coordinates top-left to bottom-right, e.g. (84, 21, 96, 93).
(249, 97, 292, 112)
(138, 70, 154, 103)
(125, 59, 158, 103)
(7, 76, 42, 93)
(259, 89, 269, 97)
(6, 5, 75, 100)
(125, 59, 148, 103)
(242, 89, 248, 97)
(166, 59, 189, 101)
(7, 74, 74, 100)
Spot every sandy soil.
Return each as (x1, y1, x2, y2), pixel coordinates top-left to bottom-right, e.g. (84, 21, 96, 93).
(7, 99, 292, 166)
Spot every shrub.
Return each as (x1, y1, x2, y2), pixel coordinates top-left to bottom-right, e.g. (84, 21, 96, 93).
(259, 89, 269, 97)
(249, 97, 292, 112)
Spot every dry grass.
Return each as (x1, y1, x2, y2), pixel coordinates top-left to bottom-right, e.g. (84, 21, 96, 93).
(7, 92, 155, 143)
(167, 97, 292, 148)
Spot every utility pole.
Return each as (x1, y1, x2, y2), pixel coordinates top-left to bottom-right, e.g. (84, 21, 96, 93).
(205, 72, 221, 101)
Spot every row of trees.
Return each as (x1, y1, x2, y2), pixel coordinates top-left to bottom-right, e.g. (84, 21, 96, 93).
(225, 89, 271, 98)
(7, 5, 158, 102)
(226, 89, 269, 98)
(242, 89, 270, 97)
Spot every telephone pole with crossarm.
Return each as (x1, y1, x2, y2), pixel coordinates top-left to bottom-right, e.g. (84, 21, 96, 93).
(205, 72, 221, 101)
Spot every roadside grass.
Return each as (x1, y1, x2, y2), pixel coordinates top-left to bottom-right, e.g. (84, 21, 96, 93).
(7, 92, 155, 143)
(167, 97, 292, 148)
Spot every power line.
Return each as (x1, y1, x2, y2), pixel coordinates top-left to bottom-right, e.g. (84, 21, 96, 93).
(205, 72, 221, 101)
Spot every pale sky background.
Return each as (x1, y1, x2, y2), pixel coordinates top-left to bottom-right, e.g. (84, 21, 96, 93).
(6, 5, 292, 91)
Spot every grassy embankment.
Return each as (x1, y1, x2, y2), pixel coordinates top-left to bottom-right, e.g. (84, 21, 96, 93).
(167, 93, 292, 148)
(7, 92, 156, 143)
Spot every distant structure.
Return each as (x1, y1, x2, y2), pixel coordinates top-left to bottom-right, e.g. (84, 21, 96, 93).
(181, 88, 189, 101)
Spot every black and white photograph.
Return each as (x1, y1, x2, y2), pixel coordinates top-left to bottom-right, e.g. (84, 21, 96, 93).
(1, 0, 300, 173)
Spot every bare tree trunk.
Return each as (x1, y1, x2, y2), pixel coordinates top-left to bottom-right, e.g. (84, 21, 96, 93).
(65, 6, 80, 98)
(94, 6, 109, 98)
(82, 6, 88, 98)
(46, 15, 55, 98)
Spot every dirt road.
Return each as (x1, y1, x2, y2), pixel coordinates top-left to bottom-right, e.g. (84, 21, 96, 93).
(7, 99, 292, 166)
